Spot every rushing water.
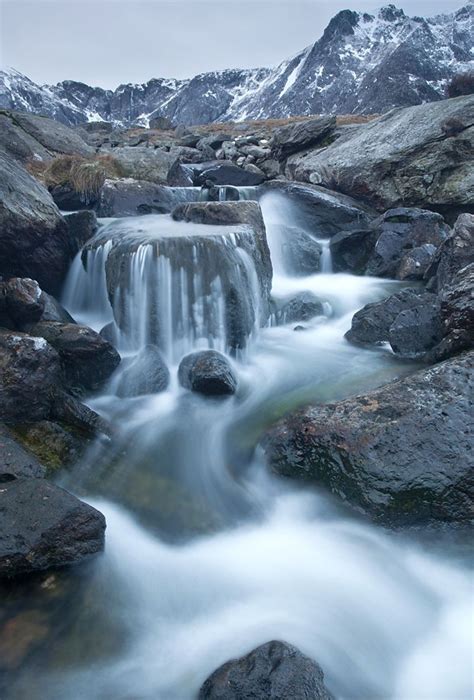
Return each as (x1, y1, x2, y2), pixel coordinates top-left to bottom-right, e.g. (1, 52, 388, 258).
(4, 191, 472, 700)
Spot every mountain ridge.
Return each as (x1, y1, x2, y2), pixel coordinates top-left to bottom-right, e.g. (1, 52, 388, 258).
(1, 3, 472, 126)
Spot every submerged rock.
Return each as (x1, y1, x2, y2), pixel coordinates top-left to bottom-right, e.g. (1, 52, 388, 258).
(263, 351, 474, 526)
(275, 292, 324, 325)
(178, 350, 237, 396)
(116, 345, 170, 397)
(0, 478, 106, 579)
(198, 640, 332, 700)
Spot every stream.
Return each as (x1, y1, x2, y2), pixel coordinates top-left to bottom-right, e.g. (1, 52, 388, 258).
(5, 189, 472, 700)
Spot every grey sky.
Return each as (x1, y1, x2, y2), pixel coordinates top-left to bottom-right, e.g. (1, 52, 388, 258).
(0, 0, 467, 88)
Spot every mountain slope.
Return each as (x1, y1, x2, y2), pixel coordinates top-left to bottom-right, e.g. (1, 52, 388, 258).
(1, 4, 472, 126)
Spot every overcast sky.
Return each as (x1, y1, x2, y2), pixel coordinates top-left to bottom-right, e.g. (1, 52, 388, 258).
(0, 0, 467, 88)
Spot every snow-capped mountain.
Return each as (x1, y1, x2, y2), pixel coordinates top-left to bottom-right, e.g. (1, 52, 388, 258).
(1, 4, 472, 126)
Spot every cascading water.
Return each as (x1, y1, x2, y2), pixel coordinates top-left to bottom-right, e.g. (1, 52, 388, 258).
(7, 189, 472, 700)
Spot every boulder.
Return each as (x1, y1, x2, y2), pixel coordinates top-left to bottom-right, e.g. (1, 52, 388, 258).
(263, 351, 474, 526)
(29, 321, 121, 392)
(96, 178, 204, 217)
(178, 350, 237, 396)
(196, 163, 266, 187)
(0, 424, 46, 479)
(286, 95, 474, 218)
(271, 116, 336, 160)
(427, 263, 474, 362)
(425, 213, 474, 291)
(275, 292, 324, 325)
(0, 330, 62, 422)
(345, 289, 429, 346)
(365, 208, 450, 278)
(397, 244, 438, 281)
(0, 150, 70, 295)
(116, 345, 170, 397)
(0, 277, 45, 330)
(330, 229, 378, 274)
(64, 210, 98, 254)
(0, 478, 106, 578)
(40, 292, 76, 324)
(388, 299, 443, 357)
(198, 641, 332, 700)
(108, 146, 177, 184)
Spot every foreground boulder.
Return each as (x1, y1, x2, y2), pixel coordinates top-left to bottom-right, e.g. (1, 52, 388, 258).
(287, 94, 474, 218)
(0, 478, 105, 578)
(178, 350, 237, 396)
(199, 641, 332, 700)
(263, 351, 474, 526)
(0, 151, 70, 295)
(29, 321, 121, 392)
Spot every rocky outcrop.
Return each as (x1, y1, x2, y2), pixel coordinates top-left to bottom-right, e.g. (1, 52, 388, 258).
(178, 350, 237, 396)
(425, 213, 474, 291)
(0, 477, 105, 579)
(64, 210, 98, 254)
(271, 116, 337, 160)
(0, 151, 71, 295)
(29, 321, 121, 392)
(263, 351, 474, 527)
(198, 641, 332, 700)
(287, 95, 474, 218)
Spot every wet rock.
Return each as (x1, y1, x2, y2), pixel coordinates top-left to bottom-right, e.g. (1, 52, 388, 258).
(0, 478, 106, 578)
(276, 292, 324, 324)
(40, 292, 76, 324)
(389, 299, 442, 357)
(0, 330, 62, 423)
(64, 210, 98, 254)
(178, 350, 237, 396)
(0, 424, 46, 479)
(427, 263, 474, 362)
(29, 321, 121, 392)
(116, 345, 170, 397)
(9, 421, 93, 474)
(99, 321, 119, 345)
(97, 178, 189, 217)
(0, 150, 70, 295)
(195, 162, 266, 187)
(198, 640, 332, 700)
(330, 228, 378, 274)
(397, 244, 438, 281)
(345, 288, 429, 346)
(0, 277, 45, 330)
(287, 95, 474, 217)
(263, 351, 474, 526)
(49, 183, 96, 211)
(425, 213, 474, 291)
(365, 208, 450, 278)
(271, 115, 337, 160)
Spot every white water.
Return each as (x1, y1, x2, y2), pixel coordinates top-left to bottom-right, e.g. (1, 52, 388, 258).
(9, 193, 472, 700)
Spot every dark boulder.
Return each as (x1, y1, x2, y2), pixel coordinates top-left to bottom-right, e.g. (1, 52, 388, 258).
(178, 350, 237, 396)
(365, 208, 450, 279)
(330, 228, 378, 274)
(29, 321, 120, 392)
(345, 288, 429, 346)
(425, 213, 474, 291)
(40, 292, 76, 324)
(198, 640, 332, 700)
(0, 277, 45, 330)
(271, 116, 336, 160)
(116, 345, 170, 397)
(0, 151, 70, 295)
(397, 244, 438, 281)
(96, 178, 202, 217)
(388, 299, 443, 357)
(49, 183, 96, 211)
(0, 330, 62, 423)
(276, 292, 324, 325)
(64, 210, 98, 254)
(263, 351, 474, 526)
(0, 478, 106, 579)
(271, 224, 323, 276)
(195, 163, 266, 187)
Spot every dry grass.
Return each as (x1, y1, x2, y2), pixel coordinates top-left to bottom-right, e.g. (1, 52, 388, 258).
(34, 154, 124, 200)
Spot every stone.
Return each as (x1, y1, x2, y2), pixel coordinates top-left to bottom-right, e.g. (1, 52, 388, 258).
(108, 146, 178, 184)
(195, 163, 266, 187)
(149, 115, 174, 130)
(198, 640, 332, 700)
(0, 425, 46, 479)
(29, 321, 121, 392)
(388, 299, 443, 357)
(0, 330, 62, 423)
(425, 213, 474, 291)
(0, 478, 106, 578)
(287, 95, 474, 218)
(271, 116, 337, 160)
(178, 350, 237, 396)
(116, 345, 170, 397)
(0, 277, 44, 330)
(40, 292, 76, 324)
(276, 292, 324, 324)
(330, 229, 378, 274)
(397, 244, 438, 281)
(64, 210, 98, 255)
(0, 150, 70, 295)
(96, 178, 202, 217)
(263, 351, 474, 526)
(345, 289, 428, 346)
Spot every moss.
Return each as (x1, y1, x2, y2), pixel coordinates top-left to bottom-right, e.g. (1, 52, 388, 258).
(10, 421, 92, 476)
(42, 154, 124, 200)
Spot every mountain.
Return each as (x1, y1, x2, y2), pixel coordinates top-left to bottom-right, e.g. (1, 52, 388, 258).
(1, 4, 473, 126)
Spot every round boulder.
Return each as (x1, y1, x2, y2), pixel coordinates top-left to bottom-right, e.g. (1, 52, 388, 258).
(178, 350, 237, 396)
(116, 345, 170, 397)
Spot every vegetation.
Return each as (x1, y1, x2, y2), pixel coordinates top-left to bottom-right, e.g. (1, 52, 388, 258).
(30, 154, 124, 202)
